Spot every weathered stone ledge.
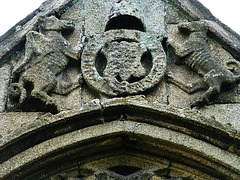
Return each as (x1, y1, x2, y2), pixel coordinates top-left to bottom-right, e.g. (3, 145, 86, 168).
(1, 97, 240, 166)
(1, 120, 240, 179)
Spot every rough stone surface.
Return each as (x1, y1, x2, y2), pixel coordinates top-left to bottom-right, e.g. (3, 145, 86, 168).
(1, 121, 240, 179)
(201, 104, 240, 130)
(0, 0, 75, 63)
(167, 21, 240, 107)
(0, 112, 47, 146)
(81, 29, 166, 96)
(0, 0, 240, 179)
(0, 64, 11, 112)
(8, 16, 82, 113)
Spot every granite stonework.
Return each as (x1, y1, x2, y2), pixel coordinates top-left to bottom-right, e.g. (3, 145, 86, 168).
(0, 0, 240, 179)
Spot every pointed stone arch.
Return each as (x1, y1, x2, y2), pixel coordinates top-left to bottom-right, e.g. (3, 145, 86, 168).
(1, 100, 240, 179)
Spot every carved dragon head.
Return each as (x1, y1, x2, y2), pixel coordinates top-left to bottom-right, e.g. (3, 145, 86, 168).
(38, 16, 75, 32)
(178, 20, 208, 34)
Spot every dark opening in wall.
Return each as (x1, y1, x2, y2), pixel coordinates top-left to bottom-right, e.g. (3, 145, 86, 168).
(105, 15, 145, 32)
(95, 52, 107, 77)
(141, 50, 153, 75)
(108, 166, 141, 176)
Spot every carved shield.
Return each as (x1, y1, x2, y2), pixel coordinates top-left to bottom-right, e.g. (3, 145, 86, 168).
(81, 29, 167, 96)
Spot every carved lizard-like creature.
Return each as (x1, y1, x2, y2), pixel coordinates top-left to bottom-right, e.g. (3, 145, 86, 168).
(167, 21, 240, 107)
(9, 16, 82, 111)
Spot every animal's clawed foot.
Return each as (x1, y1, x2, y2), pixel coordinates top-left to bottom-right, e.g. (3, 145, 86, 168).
(45, 98, 57, 106)
(77, 74, 83, 84)
(46, 98, 60, 114)
(31, 90, 59, 113)
(31, 90, 56, 106)
(177, 22, 190, 29)
(191, 96, 209, 108)
(167, 38, 174, 45)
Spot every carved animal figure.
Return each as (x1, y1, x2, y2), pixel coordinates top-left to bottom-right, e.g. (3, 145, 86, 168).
(9, 16, 81, 111)
(167, 21, 240, 107)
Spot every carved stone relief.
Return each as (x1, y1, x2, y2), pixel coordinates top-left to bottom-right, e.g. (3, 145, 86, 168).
(51, 167, 185, 180)
(48, 155, 190, 180)
(8, 16, 82, 112)
(1, 1, 240, 180)
(81, 29, 166, 96)
(3, 0, 240, 113)
(167, 21, 240, 107)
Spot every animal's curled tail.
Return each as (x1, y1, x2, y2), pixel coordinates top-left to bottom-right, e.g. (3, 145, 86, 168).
(9, 83, 21, 101)
(8, 80, 27, 105)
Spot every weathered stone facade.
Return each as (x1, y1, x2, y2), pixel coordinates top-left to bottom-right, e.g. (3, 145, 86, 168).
(0, 0, 240, 179)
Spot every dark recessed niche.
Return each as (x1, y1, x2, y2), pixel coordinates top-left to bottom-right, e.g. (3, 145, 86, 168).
(95, 52, 107, 76)
(108, 166, 141, 176)
(141, 50, 153, 75)
(116, 73, 123, 82)
(105, 15, 145, 32)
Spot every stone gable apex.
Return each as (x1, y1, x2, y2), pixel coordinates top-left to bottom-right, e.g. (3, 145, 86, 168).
(1, 0, 240, 179)
(0, 0, 239, 64)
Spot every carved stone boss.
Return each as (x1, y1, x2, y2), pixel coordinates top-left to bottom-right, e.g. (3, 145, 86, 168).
(81, 29, 167, 96)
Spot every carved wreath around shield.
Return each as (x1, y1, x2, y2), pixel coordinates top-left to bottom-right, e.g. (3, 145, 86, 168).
(81, 29, 166, 96)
